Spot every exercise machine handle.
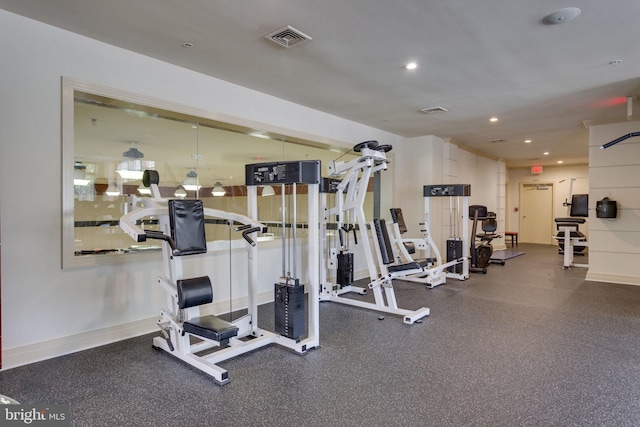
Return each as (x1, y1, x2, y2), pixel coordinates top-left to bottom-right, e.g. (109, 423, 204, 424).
(144, 230, 179, 255)
(240, 226, 261, 247)
(340, 224, 358, 246)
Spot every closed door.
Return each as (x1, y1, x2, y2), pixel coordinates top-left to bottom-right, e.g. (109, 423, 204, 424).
(520, 183, 554, 244)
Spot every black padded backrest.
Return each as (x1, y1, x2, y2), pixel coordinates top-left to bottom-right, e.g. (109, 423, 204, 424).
(373, 219, 394, 265)
(177, 276, 213, 309)
(482, 212, 497, 233)
(389, 208, 407, 234)
(168, 199, 207, 256)
(570, 194, 588, 217)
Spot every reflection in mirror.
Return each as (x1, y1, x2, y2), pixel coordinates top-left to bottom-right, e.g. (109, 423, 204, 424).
(62, 78, 371, 268)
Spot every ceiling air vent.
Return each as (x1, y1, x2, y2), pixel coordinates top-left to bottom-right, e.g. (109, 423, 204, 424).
(488, 139, 507, 143)
(265, 26, 312, 48)
(419, 106, 448, 115)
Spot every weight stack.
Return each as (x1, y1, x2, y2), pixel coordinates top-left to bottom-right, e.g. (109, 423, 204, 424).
(446, 238, 463, 274)
(274, 280, 305, 340)
(337, 252, 354, 288)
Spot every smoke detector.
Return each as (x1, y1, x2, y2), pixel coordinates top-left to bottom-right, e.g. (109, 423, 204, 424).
(543, 7, 581, 25)
(265, 26, 312, 48)
(419, 106, 448, 115)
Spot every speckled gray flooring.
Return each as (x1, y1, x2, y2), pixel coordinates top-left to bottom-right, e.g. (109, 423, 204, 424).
(2, 244, 640, 426)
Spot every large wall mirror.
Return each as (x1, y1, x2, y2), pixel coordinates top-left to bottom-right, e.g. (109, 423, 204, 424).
(62, 78, 374, 268)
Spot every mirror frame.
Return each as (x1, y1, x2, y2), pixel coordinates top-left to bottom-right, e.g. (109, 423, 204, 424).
(62, 77, 360, 268)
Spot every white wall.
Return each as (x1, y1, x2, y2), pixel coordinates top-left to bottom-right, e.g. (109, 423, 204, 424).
(393, 137, 506, 252)
(586, 121, 640, 285)
(0, 10, 400, 368)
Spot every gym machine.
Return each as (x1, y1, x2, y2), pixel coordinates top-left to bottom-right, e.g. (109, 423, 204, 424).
(119, 168, 316, 385)
(319, 176, 366, 298)
(469, 205, 505, 273)
(320, 140, 430, 324)
(554, 193, 588, 269)
(245, 160, 321, 352)
(386, 185, 470, 287)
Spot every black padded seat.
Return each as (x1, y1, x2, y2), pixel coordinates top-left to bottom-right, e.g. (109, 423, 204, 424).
(555, 217, 586, 226)
(177, 276, 238, 344)
(388, 262, 422, 273)
(183, 316, 239, 343)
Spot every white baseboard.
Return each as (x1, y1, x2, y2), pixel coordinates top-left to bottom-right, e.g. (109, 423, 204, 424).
(2, 290, 276, 371)
(585, 272, 640, 286)
(2, 317, 158, 371)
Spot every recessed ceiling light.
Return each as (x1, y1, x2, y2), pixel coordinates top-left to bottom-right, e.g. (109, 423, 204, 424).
(405, 62, 418, 70)
(489, 117, 499, 123)
(524, 139, 532, 144)
(543, 152, 549, 155)
(557, 160, 564, 164)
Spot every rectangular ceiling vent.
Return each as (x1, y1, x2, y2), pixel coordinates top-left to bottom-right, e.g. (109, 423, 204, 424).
(488, 139, 507, 143)
(265, 26, 312, 48)
(419, 106, 448, 115)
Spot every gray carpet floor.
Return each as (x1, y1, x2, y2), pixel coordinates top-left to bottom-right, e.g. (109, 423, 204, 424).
(1, 243, 639, 426)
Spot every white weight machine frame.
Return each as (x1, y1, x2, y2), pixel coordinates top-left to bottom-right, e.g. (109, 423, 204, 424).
(555, 218, 588, 269)
(245, 160, 321, 354)
(386, 187, 469, 288)
(119, 171, 317, 385)
(320, 141, 430, 324)
(555, 181, 589, 269)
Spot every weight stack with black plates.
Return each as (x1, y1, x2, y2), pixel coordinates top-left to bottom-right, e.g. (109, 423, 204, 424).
(274, 278, 305, 340)
(446, 238, 463, 274)
(337, 252, 354, 288)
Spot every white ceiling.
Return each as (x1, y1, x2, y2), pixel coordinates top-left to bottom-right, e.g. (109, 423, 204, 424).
(3, 0, 640, 168)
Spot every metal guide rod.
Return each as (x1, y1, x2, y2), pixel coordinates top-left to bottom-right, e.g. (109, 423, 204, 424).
(228, 221, 233, 321)
(281, 183, 286, 277)
(292, 182, 297, 278)
(449, 197, 453, 237)
(456, 196, 460, 237)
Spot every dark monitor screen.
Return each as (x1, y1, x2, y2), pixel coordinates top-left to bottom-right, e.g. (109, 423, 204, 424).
(570, 194, 588, 217)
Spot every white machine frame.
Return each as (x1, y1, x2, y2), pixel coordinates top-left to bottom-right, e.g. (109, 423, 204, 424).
(320, 141, 430, 324)
(554, 188, 589, 269)
(386, 190, 469, 288)
(555, 219, 588, 269)
(245, 162, 321, 354)
(119, 173, 318, 385)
